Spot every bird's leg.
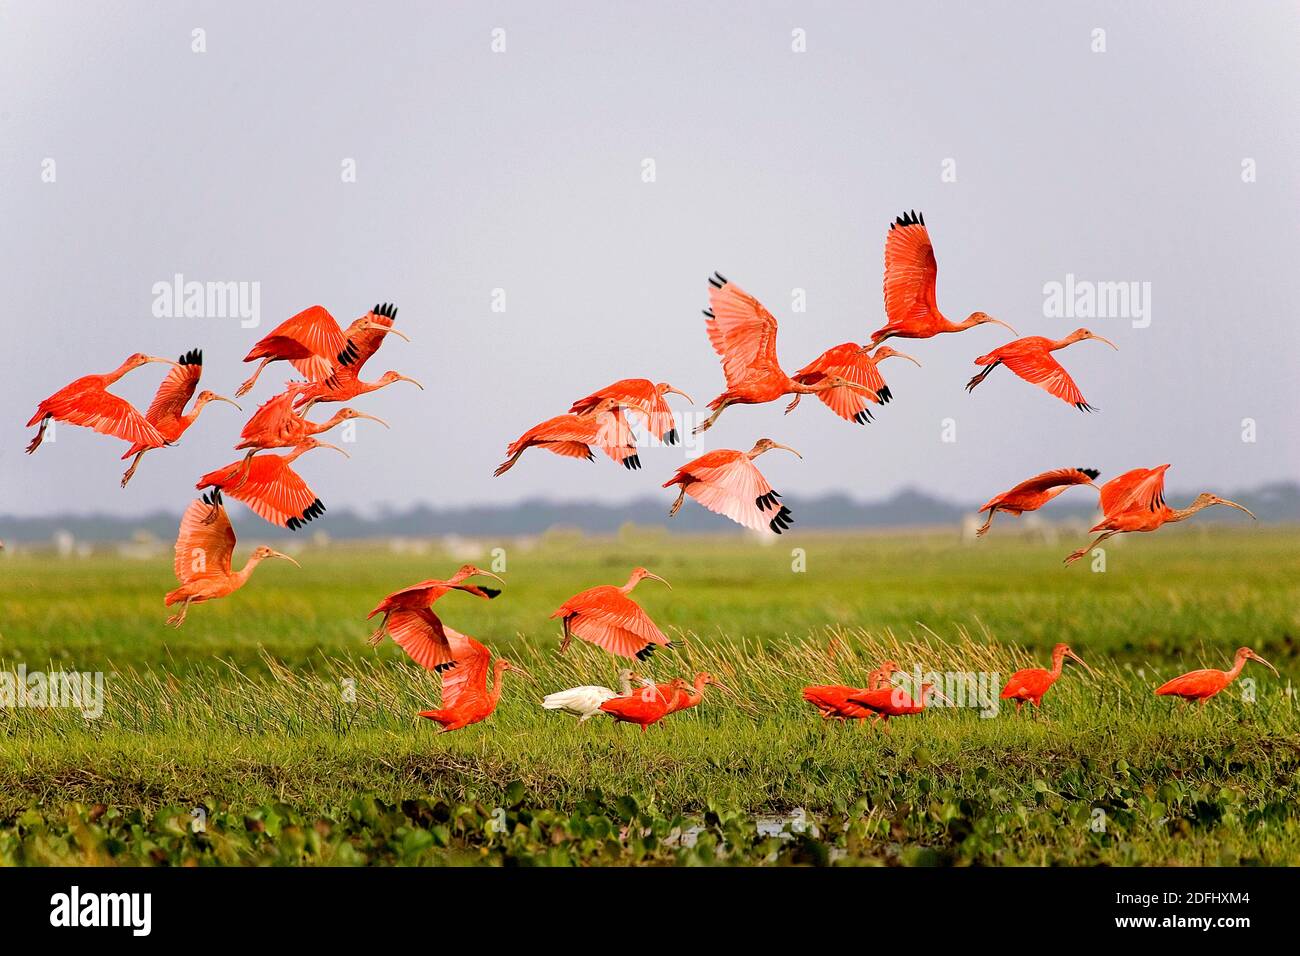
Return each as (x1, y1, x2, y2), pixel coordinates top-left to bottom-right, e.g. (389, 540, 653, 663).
(668, 489, 686, 517)
(558, 618, 572, 653)
(1014, 699, 1023, 715)
(165, 599, 191, 629)
(25, 415, 51, 455)
(965, 362, 999, 393)
(1064, 531, 1117, 565)
(236, 359, 269, 398)
(692, 401, 730, 435)
(784, 394, 802, 415)
(366, 613, 390, 646)
(493, 449, 523, 477)
(120, 451, 147, 488)
(976, 508, 996, 537)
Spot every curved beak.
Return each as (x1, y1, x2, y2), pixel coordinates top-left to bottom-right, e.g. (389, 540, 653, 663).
(1249, 653, 1279, 677)
(926, 687, 955, 707)
(772, 442, 802, 459)
(986, 317, 1019, 336)
(212, 395, 242, 411)
(1066, 651, 1097, 677)
(891, 350, 922, 368)
(269, 550, 301, 568)
(644, 572, 672, 590)
(1216, 497, 1256, 520)
(1088, 333, 1120, 351)
(397, 374, 424, 390)
(363, 322, 411, 342)
(316, 442, 351, 458)
(355, 412, 390, 428)
(666, 386, 694, 404)
(712, 680, 736, 697)
(509, 665, 539, 687)
(476, 569, 507, 587)
(147, 355, 184, 367)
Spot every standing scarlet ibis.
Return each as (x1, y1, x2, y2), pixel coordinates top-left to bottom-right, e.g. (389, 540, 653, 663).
(1000, 644, 1095, 713)
(568, 378, 694, 446)
(664, 438, 799, 534)
(1065, 465, 1256, 565)
(541, 668, 654, 722)
(418, 629, 530, 732)
(1155, 647, 1278, 705)
(550, 567, 675, 661)
(237, 387, 387, 458)
(119, 350, 242, 487)
(196, 438, 346, 530)
(846, 683, 947, 732)
(976, 467, 1100, 537)
(237, 303, 409, 397)
(966, 329, 1118, 412)
(694, 274, 877, 433)
(494, 399, 639, 476)
(788, 344, 920, 424)
(802, 661, 902, 721)
(870, 210, 1017, 346)
(26, 352, 181, 455)
(163, 490, 300, 627)
(599, 677, 690, 732)
(657, 672, 733, 715)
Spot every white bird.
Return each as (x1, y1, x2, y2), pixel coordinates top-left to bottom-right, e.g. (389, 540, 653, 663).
(541, 668, 653, 722)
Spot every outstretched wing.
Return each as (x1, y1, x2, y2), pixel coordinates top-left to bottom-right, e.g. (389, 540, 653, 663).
(145, 349, 203, 429)
(566, 588, 671, 661)
(984, 467, 1100, 510)
(173, 491, 235, 583)
(998, 349, 1091, 410)
(1100, 466, 1169, 517)
(220, 456, 323, 529)
(792, 343, 884, 423)
(882, 211, 939, 332)
(682, 453, 792, 534)
(439, 630, 491, 709)
(704, 276, 782, 389)
(244, 305, 347, 380)
(385, 608, 455, 671)
(46, 389, 170, 448)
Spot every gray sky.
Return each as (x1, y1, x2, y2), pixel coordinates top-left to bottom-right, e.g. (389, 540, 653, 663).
(2, 1, 1297, 519)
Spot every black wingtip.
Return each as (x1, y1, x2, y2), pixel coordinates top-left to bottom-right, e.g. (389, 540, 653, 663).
(480, 586, 502, 599)
(664, 428, 678, 446)
(1080, 468, 1101, 480)
(179, 348, 203, 366)
(878, 385, 892, 403)
(635, 646, 655, 661)
(372, 302, 398, 319)
(623, 454, 641, 471)
(768, 505, 793, 534)
(892, 209, 923, 230)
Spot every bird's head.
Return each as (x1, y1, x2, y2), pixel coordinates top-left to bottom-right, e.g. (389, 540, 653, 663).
(874, 660, 902, 681)
(377, 371, 424, 390)
(336, 408, 389, 427)
(870, 346, 922, 367)
(128, 353, 183, 369)
(966, 312, 1018, 336)
(498, 660, 535, 684)
(453, 563, 506, 587)
(629, 566, 671, 590)
(250, 546, 300, 568)
(1069, 328, 1119, 350)
(656, 382, 694, 403)
(1054, 643, 1096, 675)
(694, 671, 735, 695)
(1237, 647, 1278, 676)
(748, 438, 802, 459)
(195, 391, 242, 411)
(1191, 492, 1256, 520)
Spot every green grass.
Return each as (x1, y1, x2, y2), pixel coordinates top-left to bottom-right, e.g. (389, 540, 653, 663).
(1, 526, 1298, 865)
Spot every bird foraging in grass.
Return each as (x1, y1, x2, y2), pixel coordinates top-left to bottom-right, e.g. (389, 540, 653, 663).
(1000, 643, 1094, 713)
(541, 668, 654, 722)
(1155, 647, 1277, 706)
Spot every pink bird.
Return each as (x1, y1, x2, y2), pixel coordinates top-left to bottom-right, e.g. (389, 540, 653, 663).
(663, 438, 799, 534)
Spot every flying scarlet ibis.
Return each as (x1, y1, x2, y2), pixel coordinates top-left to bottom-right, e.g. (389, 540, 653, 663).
(366, 564, 505, 653)
(802, 661, 902, 721)
(237, 302, 410, 397)
(599, 677, 690, 732)
(846, 683, 948, 731)
(976, 467, 1100, 537)
(26, 352, 181, 455)
(664, 438, 799, 534)
(119, 349, 241, 487)
(966, 329, 1118, 412)
(163, 490, 299, 627)
(550, 567, 676, 661)
(1065, 465, 1256, 565)
(418, 629, 530, 732)
(237, 387, 387, 458)
(870, 210, 1017, 346)
(1155, 647, 1278, 705)
(541, 668, 654, 722)
(694, 274, 877, 433)
(494, 399, 639, 476)
(1000, 644, 1094, 713)
(788, 344, 920, 424)
(568, 378, 694, 446)
(196, 438, 345, 530)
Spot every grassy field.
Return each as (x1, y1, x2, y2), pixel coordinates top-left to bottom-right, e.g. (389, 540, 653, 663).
(1, 526, 1298, 865)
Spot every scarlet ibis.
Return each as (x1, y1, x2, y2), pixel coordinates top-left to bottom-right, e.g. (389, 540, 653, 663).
(366, 565, 506, 664)
(237, 303, 409, 397)
(966, 329, 1118, 412)
(196, 438, 346, 530)
(599, 677, 690, 732)
(846, 683, 947, 732)
(541, 668, 653, 722)
(802, 661, 902, 721)
(977, 467, 1100, 537)
(870, 210, 1017, 346)
(551, 567, 675, 661)
(694, 274, 876, 433)
(658, 672, 734, 714)
(568, 378, 693, 445)
(418, 629, 530, 732)
(1156, 647, 1278, 705)
(494, 399, 639, 476)
(789, 344, 920, 424)
(1000, 644, 1095, 713)
(237, 387, 387, 459)
(26, 352, 181, 455)
(664, 439, 799, 534)
(163, 490, 299, 627)
(119, 349, 241, 487)
(1065, 465, 1255, 565)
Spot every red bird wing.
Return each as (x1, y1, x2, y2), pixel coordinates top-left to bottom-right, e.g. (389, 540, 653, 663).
(244, 306, 346, 380)
(506, 414, 600, 456)
(565, 587, 670, 660)
(438, 630, 491, 709)
(144, 351, 202, 432)
(704, 280, 782, 389)
(980, 468, 1099, 512)
(1100, 466, 1169, 518)
(212, 456, 321, 529)
(173, 494, 235, 584)
(45, 388, 170, 448)
(792, 343, 883, 421)
(239, 390, 301, 444)
(679, 452, 781, 533)
(997, 348, 1089, 408)
(588, 408, 638, 463)
(572, 380, 676, 441)
(881, 212, 939, 334)
(1000, 668, 1051, 699)
(1155, 669, 1223, 698)
(384, 608, 455, 671)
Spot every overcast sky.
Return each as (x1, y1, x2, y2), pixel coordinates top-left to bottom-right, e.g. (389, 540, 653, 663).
(2, 1, 1296, 520)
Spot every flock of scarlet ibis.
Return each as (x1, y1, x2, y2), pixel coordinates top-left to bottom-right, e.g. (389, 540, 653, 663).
(21, 211, 1269, 730)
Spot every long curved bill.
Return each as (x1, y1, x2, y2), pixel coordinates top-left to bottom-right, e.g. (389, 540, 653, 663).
(269, 550, 301, 568)
(712, 680, 737, 697)
(987, 317, 1019, 336)
(317, 442, 351, 458)
(1066, 651, 1097, 677)
(1219, 497, 1256, 520)
(1088, 334, 1119, 350)
(666, 386, 694, 403)
(146, 356, 184, 367)
(644, 571, 672, 590)
(363, 322, 411, 342)
(212, 395, 243, 411)
(772, 442, 802, 459)
(510, 665, 540, 687)
(1250, 654, 1279, 676)
(355, 412, 390, 428)
(892, 350, 922, 367)
(475, 569, 507, 587)
(398, 374, 424, 390)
